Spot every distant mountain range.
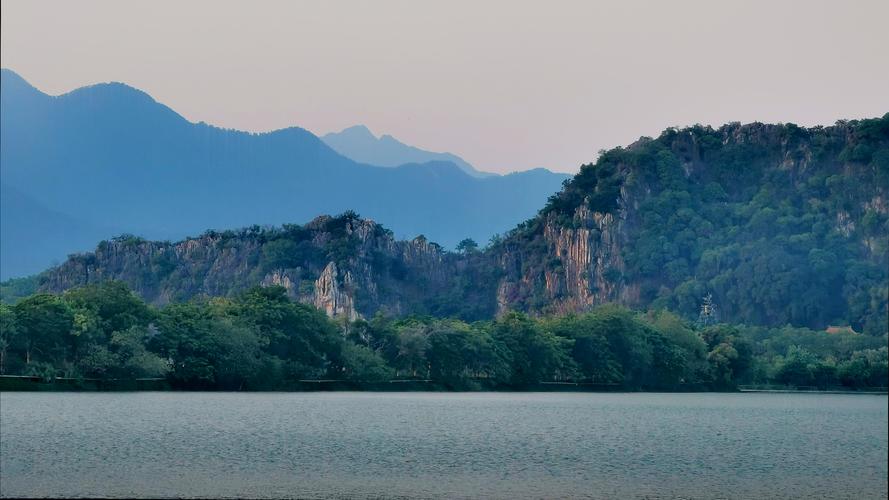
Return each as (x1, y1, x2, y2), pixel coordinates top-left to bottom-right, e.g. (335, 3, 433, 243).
(322, 125, 495, 178)
(0, 69, 569, 279)
(0, 183, 111, 277)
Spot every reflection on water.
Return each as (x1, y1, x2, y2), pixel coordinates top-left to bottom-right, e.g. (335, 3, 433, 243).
(1, 392, 886, 499)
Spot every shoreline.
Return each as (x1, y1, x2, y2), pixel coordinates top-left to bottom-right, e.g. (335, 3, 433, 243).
(738, 388, 888, 395)
(1, 377, 886, 395)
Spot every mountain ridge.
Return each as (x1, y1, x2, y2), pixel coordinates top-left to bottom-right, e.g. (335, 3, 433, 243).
(0, 68, 569, 278)
(322, 124, 496, 178)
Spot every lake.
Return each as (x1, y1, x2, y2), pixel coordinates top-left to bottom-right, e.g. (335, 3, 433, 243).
(0, 392, 886, 499)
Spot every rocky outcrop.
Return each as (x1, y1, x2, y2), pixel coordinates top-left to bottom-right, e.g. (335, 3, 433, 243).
(494, 200, 638, 316)
(313, 262, 358, 321)
(40, 214, 464, 320)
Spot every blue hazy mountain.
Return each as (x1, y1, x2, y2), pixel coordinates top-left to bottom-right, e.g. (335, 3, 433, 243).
(0, 183, 112, 279)
(0, 69, 570, 279)
(322, 125, 496, 178)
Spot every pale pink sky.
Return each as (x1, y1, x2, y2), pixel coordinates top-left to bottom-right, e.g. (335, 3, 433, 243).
(2, 0, 888, 173)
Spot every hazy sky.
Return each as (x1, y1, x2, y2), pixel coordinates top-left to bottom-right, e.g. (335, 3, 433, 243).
(2, 0, 888, 173)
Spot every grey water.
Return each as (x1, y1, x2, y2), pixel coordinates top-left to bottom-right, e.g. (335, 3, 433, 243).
(0, 392, 886, 499)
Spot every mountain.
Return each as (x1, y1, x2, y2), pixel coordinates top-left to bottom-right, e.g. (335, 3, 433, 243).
(35, 117, 889, 334)
(37, 213, 497, 319)
(322, 125, 495, 178)
(0, 183, 111, 279)
(490, 117, 888, 334)
(0, 69, 570, 278)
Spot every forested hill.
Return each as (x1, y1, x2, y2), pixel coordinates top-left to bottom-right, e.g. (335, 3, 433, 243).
(493, 115, 889, 334)
(28, 116, 889, 334)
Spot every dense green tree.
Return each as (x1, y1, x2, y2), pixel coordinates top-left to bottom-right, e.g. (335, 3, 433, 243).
(12, 294, 74, 369)
(236, 286, 340, 379)
(455, 238, 479, 254)
(1, 281, 884, 391)
(546, 313, 620, 384)
(338, 343, 394, 382)
(393, 324, 430, 378)
(701, 325, 753, 388)
(426, 319, 508, 388)
(0, 303, 19, 374)
(774, 347, 822, 387)
(62, 281, 156, 368)
(106, 326, 169, 379)
(63, 281, 154, 337)
(151, 302, 234, 387)
(491, 312, 574, 387)
(837, 348, 888, 388)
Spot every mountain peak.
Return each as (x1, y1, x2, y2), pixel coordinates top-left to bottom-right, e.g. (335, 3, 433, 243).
(1, 68, 28, 84)
(1, 68, 46, 99)
(331, 124, 377, 140)
(62, 80, 159, 104)
(321, 125, 495, 178)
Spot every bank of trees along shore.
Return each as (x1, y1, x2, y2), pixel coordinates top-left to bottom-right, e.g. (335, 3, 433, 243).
(0, 282, 885, 391)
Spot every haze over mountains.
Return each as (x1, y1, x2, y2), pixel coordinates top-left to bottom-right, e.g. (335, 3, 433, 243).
(0, 183, 107, 277)
(0, 68, 569, 279)
(322, 125, 495, 178)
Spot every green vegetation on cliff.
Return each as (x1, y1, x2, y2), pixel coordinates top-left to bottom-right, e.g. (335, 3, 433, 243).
(508, 115, 889, 333)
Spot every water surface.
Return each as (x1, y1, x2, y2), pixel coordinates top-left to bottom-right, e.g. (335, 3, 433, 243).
(1, 392, 886, 499)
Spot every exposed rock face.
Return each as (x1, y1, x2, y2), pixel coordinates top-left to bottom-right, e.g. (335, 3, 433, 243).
(545, 207, 634, 312)
(494, 200, 638, 316)
(313, 262, 358, 321)
(260, 269, 303, 300)
(41, 214, 469, 321)
(40, 234, 264, 306)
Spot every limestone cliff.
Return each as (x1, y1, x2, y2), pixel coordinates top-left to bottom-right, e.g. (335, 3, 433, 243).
(41, 213, 470, 320)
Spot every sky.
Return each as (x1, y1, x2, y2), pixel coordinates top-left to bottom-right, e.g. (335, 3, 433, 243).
(2, 0, 888, 174)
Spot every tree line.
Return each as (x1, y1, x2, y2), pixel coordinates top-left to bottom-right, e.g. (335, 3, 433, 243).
(1, 282, 885, 390)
